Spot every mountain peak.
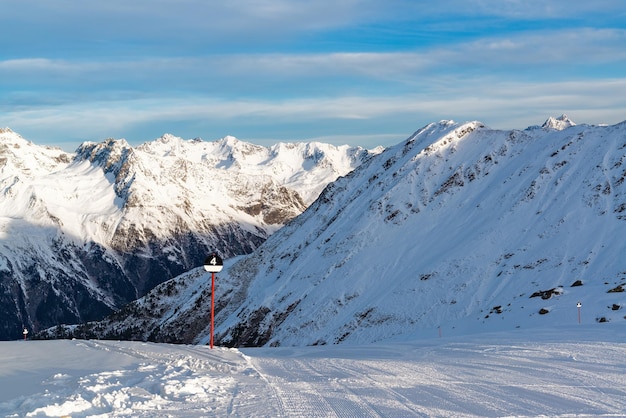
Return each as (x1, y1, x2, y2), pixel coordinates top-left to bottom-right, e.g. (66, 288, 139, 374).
(542, 114, 576, 130)
(76, 137, 134, 171)
(1, 128, 72, 174)
(0, 127, 28, 145)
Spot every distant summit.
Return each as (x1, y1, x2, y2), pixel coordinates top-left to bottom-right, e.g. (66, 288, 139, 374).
(542, 114, 576, 130)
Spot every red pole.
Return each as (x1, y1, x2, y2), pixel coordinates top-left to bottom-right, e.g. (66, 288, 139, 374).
(203, 253, 222, 349)
(210, 272, 215, 349)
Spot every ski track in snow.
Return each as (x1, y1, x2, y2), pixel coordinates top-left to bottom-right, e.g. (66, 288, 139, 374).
(246, 340, 626, 417)
(2, 328, 626, 417)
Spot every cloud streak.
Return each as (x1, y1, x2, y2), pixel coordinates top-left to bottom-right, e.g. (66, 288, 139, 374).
(5, 77, 625, 149)
(3, 27, 624, 81)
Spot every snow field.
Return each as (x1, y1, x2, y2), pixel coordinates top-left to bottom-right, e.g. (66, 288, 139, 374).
(2, 325, 626, 417)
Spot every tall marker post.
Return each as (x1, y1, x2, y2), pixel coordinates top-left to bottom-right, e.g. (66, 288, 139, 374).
(577, 301, 582, 324)
(204, 253, 223, 349)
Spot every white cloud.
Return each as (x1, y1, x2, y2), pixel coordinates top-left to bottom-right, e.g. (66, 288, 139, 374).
(460, 0, 626, 19)
(3, 27, 623, 89)
(1, 0, 384, 46)
(5, 77, 626, 146)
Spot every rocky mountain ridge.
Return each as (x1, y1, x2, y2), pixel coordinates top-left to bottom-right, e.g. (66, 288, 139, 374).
(0, 130, 372, 339)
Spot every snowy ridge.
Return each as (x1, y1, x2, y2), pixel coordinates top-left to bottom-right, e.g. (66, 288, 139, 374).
(541, 113, 577, 130)
(1, 130, 371, 340)
(56, 116, 626, 347)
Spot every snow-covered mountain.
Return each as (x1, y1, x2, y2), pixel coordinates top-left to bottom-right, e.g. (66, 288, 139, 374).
(0, 129, 372, 340)
(54, 116, 626, 346)
(541, 113, 576, 130)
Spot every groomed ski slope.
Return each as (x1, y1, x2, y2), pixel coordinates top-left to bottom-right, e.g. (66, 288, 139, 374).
(2, 325, 626, 417)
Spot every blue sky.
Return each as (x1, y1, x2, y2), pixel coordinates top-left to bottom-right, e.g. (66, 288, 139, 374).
(2, 0, 626, 151)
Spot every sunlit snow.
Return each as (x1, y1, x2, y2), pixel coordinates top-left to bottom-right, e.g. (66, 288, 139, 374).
(2, 325, 625, 417)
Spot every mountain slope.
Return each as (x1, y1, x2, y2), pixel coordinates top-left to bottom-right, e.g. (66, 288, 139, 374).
(0, 129, 372, 340)
(58, 117, 626, 346)
(221, 117, 626, 346)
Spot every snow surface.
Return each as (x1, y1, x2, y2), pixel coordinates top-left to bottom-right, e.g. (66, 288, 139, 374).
(2, 325, 626, 417)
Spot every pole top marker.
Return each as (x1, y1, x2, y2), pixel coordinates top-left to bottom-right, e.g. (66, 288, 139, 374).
(204, 253, 223, 273)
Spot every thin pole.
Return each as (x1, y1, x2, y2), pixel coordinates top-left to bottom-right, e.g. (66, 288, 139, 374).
(210, 272, 215, 349)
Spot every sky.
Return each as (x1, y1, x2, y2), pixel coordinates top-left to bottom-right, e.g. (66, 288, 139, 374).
(1, 0, 626, 151)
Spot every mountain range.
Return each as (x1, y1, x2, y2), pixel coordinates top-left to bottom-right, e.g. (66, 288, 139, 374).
(40, 115, 626, 346)
(0, 129, 372, 340)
